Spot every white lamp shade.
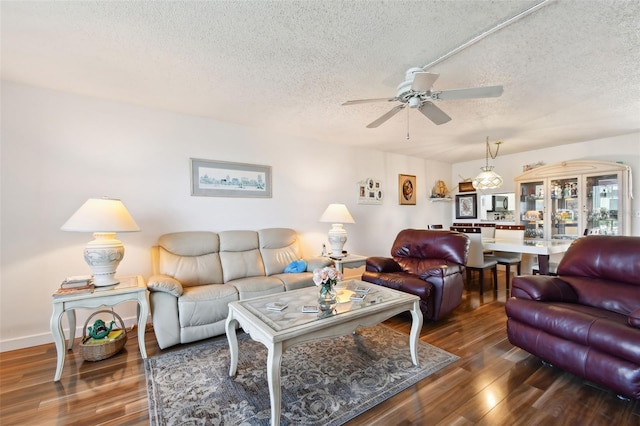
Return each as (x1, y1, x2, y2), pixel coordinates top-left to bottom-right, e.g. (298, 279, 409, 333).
(61, 198, 140, 232)
(61, 198, 139, 287)
(319, 204, 355, 224)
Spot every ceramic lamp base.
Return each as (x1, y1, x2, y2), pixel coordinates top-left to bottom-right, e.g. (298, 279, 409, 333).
(84, 232, 124, 287)
(327, 223, 347, 258)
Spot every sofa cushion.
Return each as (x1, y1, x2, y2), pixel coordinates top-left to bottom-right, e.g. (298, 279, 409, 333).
(230, 276, 284, 299)
(272, 272, 315, 291)
(506, 299, 640, 365)
(362, 271, 433, 302)
(157, 231, 224, 287)
(178, 284, 238, 328)
(561, 276, 640, 316)
(219, 230, 265, 282)
(396, 258, 464, 280)
(158, 250, 224, 287)
(558, 235, 640, 286)
(259, 228, 304, 276)
(391, 229, 469, 267)
(159, 231, 219, 256)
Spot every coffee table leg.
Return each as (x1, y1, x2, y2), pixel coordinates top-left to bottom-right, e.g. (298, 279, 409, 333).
(409, 300, 423, 367)
(225, 316, 239, 376)
(267, 342, 283, 426)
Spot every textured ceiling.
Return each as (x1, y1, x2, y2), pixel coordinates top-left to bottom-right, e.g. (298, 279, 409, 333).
(2, 0, 639, 163)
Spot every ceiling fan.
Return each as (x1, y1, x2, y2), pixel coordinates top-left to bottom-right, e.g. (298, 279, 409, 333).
(342, 67, 503, 128)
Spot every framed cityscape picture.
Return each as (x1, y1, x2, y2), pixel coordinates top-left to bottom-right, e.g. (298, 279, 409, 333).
(190, 158, 272, 198)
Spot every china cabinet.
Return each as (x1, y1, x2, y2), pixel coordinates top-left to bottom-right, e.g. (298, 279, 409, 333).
(514, 161, 631, 240)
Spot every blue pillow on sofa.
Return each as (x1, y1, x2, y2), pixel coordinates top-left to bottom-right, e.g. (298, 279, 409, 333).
(284, 260, 307, 273)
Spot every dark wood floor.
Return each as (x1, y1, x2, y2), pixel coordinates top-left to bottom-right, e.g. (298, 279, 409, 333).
(1, 275, 638, 425)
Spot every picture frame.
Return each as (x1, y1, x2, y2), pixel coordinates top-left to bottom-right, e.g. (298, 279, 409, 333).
(190, 158, 272, 198)
(455, 194, 477, 219)
(398, 174, 416, 205)
(358, 178, 383, 204)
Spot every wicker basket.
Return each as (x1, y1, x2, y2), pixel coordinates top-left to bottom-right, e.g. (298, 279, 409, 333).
(80, 310, 127, 361)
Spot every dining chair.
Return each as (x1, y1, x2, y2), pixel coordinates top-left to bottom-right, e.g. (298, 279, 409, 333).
(473, 223, 496, 239)
(450, 226, 497, 295)
(486, 224, 525, 290)
(428, 224, 443, 229)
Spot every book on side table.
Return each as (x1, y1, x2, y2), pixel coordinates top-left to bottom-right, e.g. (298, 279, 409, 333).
(53, 275, 94, 298)
(60, 275, 93, 288)
(52, 284, 94, 298)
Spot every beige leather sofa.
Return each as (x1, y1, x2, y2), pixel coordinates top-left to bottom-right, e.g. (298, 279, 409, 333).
(147, 228, 331, 349)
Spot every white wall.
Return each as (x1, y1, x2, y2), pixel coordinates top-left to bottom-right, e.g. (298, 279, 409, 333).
(0, 81, 453, 350)
(4, 82, 637, 351)
(451, 134, 640, 234)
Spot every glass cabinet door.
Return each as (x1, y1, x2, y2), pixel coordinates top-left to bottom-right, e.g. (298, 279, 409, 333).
(585, 173, 620, 235)
(549, 176, 580, 240)
(518, 180, 545, 239)
(514, 161, 630, 240)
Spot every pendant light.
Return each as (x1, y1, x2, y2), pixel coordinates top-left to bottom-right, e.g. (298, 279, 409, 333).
(472, 137, 503, 190)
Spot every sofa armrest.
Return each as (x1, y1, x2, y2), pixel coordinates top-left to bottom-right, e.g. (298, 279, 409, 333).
(366, 257, 402, 273)
(629, 309, 640, 329)
(510, 275, 578, 302)
(305, 256, 334, 272)
(147, 274, 184, 297)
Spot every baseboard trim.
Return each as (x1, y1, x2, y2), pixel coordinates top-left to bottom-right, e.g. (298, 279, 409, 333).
(0, 315, 148, 353)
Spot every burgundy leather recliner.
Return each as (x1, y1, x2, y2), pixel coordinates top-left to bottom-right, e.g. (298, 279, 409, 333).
(506, 235, 640, 400)
(361, 229, 470, 320)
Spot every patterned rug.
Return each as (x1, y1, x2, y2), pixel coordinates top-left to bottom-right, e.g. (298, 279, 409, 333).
(145, 324, 459, 425)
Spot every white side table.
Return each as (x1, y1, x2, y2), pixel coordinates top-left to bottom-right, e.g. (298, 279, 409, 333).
(50, 275, 148, 381)
(331, 254, 368, 277)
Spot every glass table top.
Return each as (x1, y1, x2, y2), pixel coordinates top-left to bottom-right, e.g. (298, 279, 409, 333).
(240, 280, 402, 332)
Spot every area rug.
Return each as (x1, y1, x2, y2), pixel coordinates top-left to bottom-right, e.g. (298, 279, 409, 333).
(145, 324, 459, 425)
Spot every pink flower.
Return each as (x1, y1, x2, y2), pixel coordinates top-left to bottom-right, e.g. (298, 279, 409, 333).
(312, 266, 343, 286)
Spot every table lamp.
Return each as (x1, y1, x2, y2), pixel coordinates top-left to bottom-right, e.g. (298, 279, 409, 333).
(319, 203, 355, 258)
(61, 197, 140, 287)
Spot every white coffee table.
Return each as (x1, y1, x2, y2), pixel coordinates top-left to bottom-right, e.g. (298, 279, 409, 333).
(225, 279, 423, 426)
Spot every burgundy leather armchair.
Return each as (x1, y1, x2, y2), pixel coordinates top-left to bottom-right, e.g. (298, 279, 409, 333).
(362, 229, 469, 320)
(506, 235, 640, 400)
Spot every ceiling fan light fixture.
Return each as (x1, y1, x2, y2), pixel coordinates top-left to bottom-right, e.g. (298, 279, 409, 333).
(408, 97, 421, 108)
(472, 137, 503, 190)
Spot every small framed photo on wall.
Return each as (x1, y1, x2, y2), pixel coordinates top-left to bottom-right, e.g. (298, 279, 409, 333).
(358, 178, 383, 204)
(398, 174, 416, 205)
(455, 194, 477, 219)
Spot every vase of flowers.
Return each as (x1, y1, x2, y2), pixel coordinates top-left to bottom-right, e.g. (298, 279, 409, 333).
(313, 266, 342, 311)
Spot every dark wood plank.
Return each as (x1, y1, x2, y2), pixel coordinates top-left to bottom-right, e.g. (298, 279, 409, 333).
(1, 274, 638, 425)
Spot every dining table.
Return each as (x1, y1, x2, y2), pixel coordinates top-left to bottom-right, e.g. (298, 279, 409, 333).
(482, 238, 573, 275)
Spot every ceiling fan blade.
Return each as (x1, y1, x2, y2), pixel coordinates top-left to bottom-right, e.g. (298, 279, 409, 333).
(436, 85, 504, 100)
(342, 97, 397, 106)
(366, 104, 405, 128)
(418, 102, 451, 125)
(411, 72, 440, 92)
